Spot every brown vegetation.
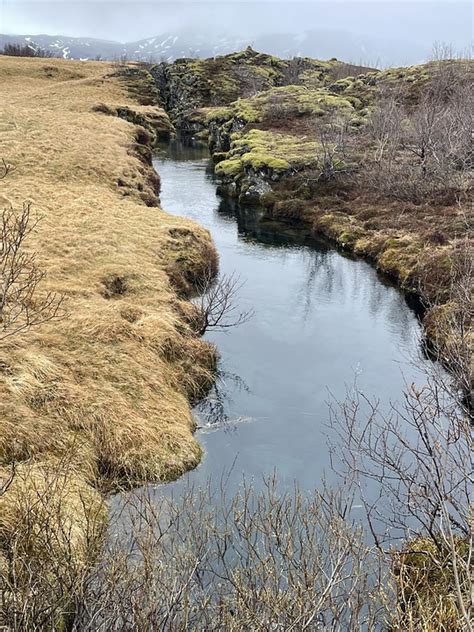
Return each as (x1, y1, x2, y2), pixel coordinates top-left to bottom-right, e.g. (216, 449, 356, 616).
(0, 202, 65, 340)
(1, 344, 471, 629)
(0, 55, 220, 601)
(1, 43, 57, 58)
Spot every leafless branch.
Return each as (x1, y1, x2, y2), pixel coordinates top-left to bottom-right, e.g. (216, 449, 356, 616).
(329, 364, 473, 629)
(0, 159, 14, 180)
(0, 462, 15, 497)
(195, 271, 254, 335)
(0, 202, 66, 340)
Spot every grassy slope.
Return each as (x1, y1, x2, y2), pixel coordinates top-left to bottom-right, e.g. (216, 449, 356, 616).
(0, 57, 219, 550)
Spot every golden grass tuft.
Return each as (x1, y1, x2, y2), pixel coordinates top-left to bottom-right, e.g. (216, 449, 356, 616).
(0, 56, 218, 538)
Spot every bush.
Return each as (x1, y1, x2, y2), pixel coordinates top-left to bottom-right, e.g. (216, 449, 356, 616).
(1, 43, 57, 58)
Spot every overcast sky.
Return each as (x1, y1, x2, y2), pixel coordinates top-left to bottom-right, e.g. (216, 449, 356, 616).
(1, 1, 472, 51)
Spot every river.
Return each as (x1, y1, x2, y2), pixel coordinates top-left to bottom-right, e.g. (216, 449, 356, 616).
(151, 139, 432, 497)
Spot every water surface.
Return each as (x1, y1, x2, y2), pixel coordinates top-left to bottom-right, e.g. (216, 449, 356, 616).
(152, 141, 431, 495)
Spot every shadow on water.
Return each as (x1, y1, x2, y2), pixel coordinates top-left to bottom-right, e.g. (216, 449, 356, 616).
(150, 139, 434, 497)
(216, 194, 425, 318)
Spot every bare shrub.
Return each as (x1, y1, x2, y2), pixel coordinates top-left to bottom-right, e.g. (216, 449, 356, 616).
(421, 237, 473, 408)
(365, 87, 404, 164)
(0, 357, 470, 629)
(0, 463, 15, 497)
(329, 61, 377, 81)
(312, 109, 355, 183)
(329, 369, 473, 629)
(231, 66, 263, 99)
(263, 93, 300, 123)
(194, 271, 253, 335)
(111, 53, 129, 68)
(73, 480, 382, 631)
(0, 159, 13, 180)
(0, 460, 105, 631)
(284, 56, 306, 84)
(363, 61, 473, 204)
(0, 472, 384, 630)
(0, 202, 65, 339)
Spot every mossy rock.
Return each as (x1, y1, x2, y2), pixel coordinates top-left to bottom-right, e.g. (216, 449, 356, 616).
(241, 152, 290, 171)
(215, 157, 243, 179)
(155, 49, 375, 125)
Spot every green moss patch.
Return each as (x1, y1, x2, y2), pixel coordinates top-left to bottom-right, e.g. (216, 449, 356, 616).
(215, 129, 324, 180)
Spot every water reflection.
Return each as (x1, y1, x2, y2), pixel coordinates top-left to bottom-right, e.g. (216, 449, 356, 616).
(151, 141, 433, 495)
(195, 368, 251, 428)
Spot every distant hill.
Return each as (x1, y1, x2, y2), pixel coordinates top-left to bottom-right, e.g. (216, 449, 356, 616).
(0, 30, 430, 65)
(0, 32, 249, 62)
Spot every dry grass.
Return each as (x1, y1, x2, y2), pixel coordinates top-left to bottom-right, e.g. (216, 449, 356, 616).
(0, 56, 219, 546)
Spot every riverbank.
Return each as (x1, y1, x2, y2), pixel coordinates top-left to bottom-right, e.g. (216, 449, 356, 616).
(155, 50, 473, 400)
(0, 57, 218, 584)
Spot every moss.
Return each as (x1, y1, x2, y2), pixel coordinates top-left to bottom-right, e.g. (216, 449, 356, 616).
(349, 114, 365, 127)
(157, 49, 375, 125)
(214, 128, 326, 184)
(162, 227, 219, 297)
(337, 227, 365, 245)
(316, 217, 351, 243)
(377, 239, 423, 286)
(241, 152, 290, 171)
(225, 85, 356, 125)
(110, 66, 162, 106)
(345, 95, 363, 109)
(215, 157, 243, 178)
(329, 78, 353, 92)
(157, 48, 301, 120)
(354, 235, 387, 257)
(206, 106, 234, 122)
(231, 129, 320, 168)
(194, 130, 209, 141)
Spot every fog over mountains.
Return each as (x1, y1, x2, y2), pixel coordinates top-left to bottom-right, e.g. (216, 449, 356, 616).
(2, 1, 471, 67)
(0, 29, 436, 66)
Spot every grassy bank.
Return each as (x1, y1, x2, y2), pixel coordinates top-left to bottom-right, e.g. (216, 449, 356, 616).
(0, 56, 218, 577)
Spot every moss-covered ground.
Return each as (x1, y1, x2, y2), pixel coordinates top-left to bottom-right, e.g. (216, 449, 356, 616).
(153, 47, 373, 122)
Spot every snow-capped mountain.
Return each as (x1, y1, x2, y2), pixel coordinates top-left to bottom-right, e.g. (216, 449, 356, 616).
(0, 32, 251, 62)
(0, 30, 428, 65)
